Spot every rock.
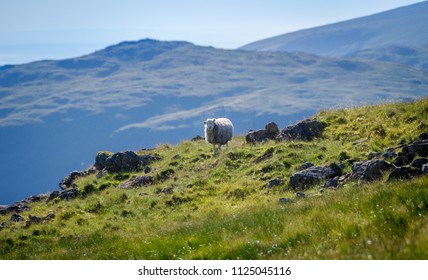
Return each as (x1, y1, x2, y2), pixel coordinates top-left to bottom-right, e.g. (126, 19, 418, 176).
(296, 191, 305, 198)
(401, 139, 428, 158)
(95, 151, 113, 170)
(393, 155, 413, 167)
(58, 189, 78, 201)
(0, 221, 6, 229)
(10, 213, 24, 222)
(44, 213, 55, 222)
(298, 162, 314, 171)
(348, 159, 394, 182)
(266, 178, 284, 189)
(0, 205, 8, 215)
(289, 165, 341, 190)
(26, 215, 42, 226)
(388, 166, 423, 181)
(46, 191, 60, 202)
(277, 119, 326, 142)
(104, 151, 160, 173)
(161, 186, 174, 194)
(422, 164, 428, 174)
(104, 151, 142, 173)
(144, 166, 152, 174)
(382, 148, 397, 159)
(410, 158, 428, 170)
(245, 122, 280, 144)
(324, 176, 339, 188)
(279, 198, 291, 204)
(96, 169, 108, 179)
(118, 176, 153, 189)
(7, 203, 30, 213)
(59, 170, 85, 190)
(418, 132, 428, 140)
(191, 135, 204, 141)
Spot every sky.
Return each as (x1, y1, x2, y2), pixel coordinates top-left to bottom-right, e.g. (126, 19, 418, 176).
(0, 0, 424, 65)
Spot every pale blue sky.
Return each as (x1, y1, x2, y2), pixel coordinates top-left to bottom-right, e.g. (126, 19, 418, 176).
(0, 0, 423, 65)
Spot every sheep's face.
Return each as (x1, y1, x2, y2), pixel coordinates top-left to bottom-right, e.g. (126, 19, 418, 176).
(204, 119, 215, 130)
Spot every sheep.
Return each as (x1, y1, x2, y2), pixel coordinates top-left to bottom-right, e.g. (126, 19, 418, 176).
(204, 118, 233, 154)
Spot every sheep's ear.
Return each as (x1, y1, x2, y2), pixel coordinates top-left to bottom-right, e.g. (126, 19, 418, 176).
(213, 118, 216, 123)
(204, 121, 207, 125)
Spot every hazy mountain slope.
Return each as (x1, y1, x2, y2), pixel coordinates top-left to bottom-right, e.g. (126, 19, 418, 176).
(1, 39, 427, 205)
(240, 1, 428, 57)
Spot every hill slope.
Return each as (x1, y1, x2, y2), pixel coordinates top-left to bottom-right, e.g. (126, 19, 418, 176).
(1, 39, 427, 205)
(1, 98, 427, 259)
(240, 1, 428, 58)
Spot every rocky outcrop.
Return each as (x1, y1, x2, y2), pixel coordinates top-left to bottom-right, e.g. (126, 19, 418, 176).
(277, 119, 326, 142)
(245, 122, 280, 143)
(388, 166, 423, 181)
(95, 151, 113, 170)
(348, 159, 394, 182)
(104, 151, 160, 173)
(289, 165, 342, 190)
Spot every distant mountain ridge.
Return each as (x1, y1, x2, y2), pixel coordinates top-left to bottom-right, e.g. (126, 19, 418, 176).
(240, 1, 428, 60)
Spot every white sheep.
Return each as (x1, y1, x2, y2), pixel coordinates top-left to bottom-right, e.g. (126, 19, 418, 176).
(204, 118, 234, 154)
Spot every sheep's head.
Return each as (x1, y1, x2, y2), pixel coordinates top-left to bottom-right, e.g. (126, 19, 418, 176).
(204, 118, 216, 130)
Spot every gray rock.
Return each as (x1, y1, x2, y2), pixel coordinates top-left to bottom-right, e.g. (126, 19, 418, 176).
(382, 148, 397, 159)
(0, 221, 6, 229)
(296, 191, 305, 198)
(279, 198, 291, 204)
(418, 132, 428, 140)
(289, 165, 341, 190)
(324, 176, 339, 188)
(46, 191, 60, 202)
(26, 215, 42, 226)
(59, 170, 85, 190)
(58, 189, 78, 201)
(393, 155, 413, 167)
(245, 122, 280, 143)
(277, 119, 326, 142)
(422, 164, 428, 174)
(7, 203, 30, 213)
(401, 139, 428, 158)
(349, 159, 394, 182)
(161, 186, 174, 194)
(44, 213, 55, 222)
(104, 151, 160, 173)
(266, 178, 284, 189)
(95, 151, 113, 170)
(388, 166, 423, 181)
(298, 162, 314, 171)
(10, 213, 24, 222)
(410, 158, 428, 170)
(0, 205, 8, 215)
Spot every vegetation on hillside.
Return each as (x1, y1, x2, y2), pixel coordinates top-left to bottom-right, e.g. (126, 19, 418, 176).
(1, 98, 427, 259)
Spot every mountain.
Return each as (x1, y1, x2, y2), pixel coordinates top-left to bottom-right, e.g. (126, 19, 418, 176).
(240, 1, 428, 61)
(1, 39, 428, 205)
(1, 98, 428, 260)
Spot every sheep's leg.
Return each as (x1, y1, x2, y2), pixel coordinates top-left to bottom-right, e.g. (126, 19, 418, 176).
(225, 142, 229, 151)
(218, 144, 222, 153)
(212, 144, 216, 154)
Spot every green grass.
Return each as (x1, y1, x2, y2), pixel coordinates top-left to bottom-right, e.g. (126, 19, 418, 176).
(1, 98, 428, 259)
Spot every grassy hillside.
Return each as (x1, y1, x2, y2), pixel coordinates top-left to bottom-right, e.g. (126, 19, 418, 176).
(1, 98, 428, 259)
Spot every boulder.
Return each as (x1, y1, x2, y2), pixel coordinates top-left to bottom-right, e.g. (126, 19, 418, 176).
(277, 119, 326, 142)
(410, 158, 428, 170)
(388, 166, 423, 181)
(298, 162, 314, 171)
(95, 151, 113, 170)
(10, 213, 24, 222)
(418, 132, 428, 140)
(348, 159, 394, 182)
(7, 203, 30, 213)
(279, 198, 292, 204)
(401, 139, 428, 158)
(59, 170, 85, 190)
(245, 122, 280, 144)
(58, 189, 78, 201)
(422, 164, 428, 174)
(104, 151, 160, 173)
(289, 165, 341, 190)
(44, 213, 55, 222)
(0, 205, 8, 215)
(26, 215, 42, 226)
(266, 178, 284, 189)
